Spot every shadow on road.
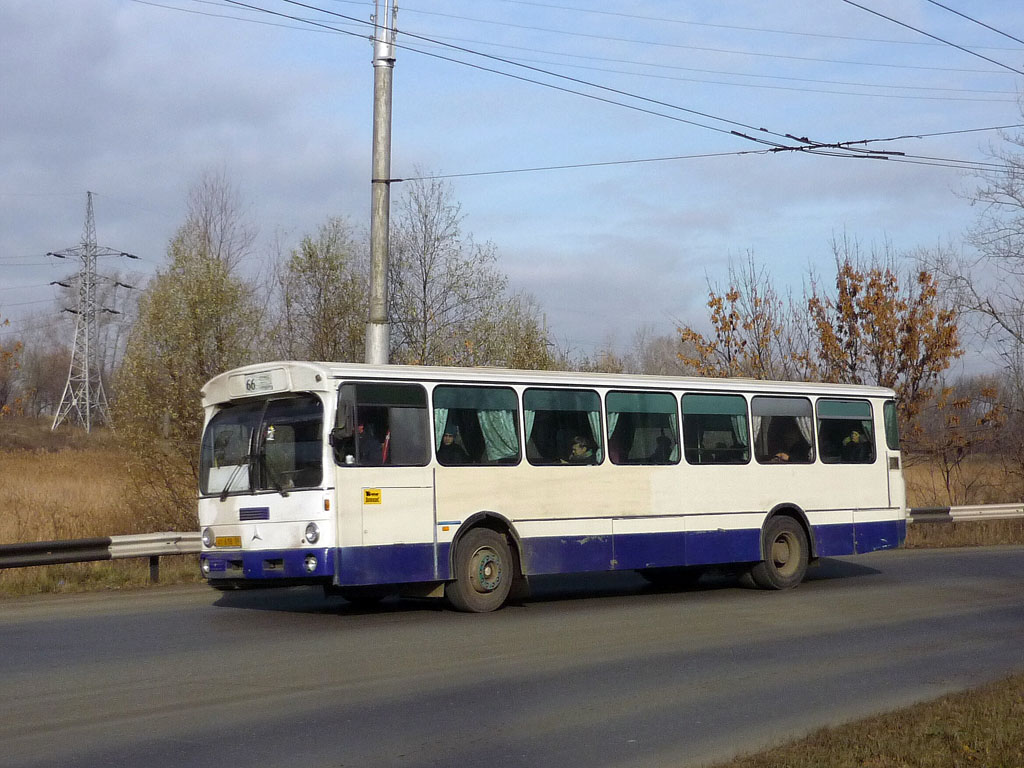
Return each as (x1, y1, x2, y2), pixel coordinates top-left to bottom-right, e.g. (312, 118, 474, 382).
(208, 557, 882, 615)
(806, 557, 883, 582)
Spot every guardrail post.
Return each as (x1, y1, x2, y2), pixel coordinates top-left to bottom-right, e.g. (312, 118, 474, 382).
(149, 555, 160, 584)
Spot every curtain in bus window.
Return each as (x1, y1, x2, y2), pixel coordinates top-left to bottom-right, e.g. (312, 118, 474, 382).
(523, 388, 602, 464)
(432, 385, 520, 464)
(433, 408, 449, 449)
(681, 393, 749, 465)
(751, 396, 814, 464)
(477, 410, 517, 461)
(607, 391, 680, 465)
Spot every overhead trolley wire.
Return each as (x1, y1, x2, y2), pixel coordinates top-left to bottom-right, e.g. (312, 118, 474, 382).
(838, 0, 1024, 76)
(469, 0, 1024, 52)
(225, 0, 801, 149)
(140, 0, 1020, 100)
(922, 0, 1024, 47)
(148, 0, 1019, 178)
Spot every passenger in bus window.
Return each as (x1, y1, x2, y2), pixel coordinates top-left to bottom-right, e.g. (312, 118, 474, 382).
(649, 431, 674, 464)
(437, 428, 470, 465)
(358, 423, 383, 465)
(772, 420, 811, 463)
(841, 428, 871, 462)
(563, 436, 597, 464)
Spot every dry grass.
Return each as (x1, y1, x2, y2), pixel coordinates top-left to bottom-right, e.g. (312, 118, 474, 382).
(904, 455, 1021, 508)
(907, 518, 1024, 549)
(712, 673, 1024, 768)
(0, 556, 200, 596)
(0, 417, 201, 594)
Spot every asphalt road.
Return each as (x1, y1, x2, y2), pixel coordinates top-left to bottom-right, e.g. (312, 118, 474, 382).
(2, 546, 1023, 768)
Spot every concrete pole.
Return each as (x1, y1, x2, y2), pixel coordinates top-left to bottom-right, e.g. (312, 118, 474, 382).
(365, 0, 397, 365)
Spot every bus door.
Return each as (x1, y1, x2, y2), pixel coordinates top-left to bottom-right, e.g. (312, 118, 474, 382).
(332, 382, 436, 584)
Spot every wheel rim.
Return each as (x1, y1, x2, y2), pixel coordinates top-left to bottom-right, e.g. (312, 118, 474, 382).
(469, 546, 503, 593)
(771, 531, 799, 577)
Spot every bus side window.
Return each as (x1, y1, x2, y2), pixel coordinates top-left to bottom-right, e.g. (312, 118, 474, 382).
(607, 391, 679, 465)
(816, 399, 875, 464)
(432, 385, 520, 466)
(335, 382, 430, 467)
(751, 396, 815, 464)
(681, 393, 750, 465)
(524, 388, 603, 465)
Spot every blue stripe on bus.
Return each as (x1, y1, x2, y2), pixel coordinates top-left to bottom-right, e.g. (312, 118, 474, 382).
(204, 519, 906, 585)
(200, 547, 332, 580)
(337, 543, 449, 585)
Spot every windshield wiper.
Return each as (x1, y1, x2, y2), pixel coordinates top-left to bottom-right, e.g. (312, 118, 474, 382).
(218, 455, 251, 502)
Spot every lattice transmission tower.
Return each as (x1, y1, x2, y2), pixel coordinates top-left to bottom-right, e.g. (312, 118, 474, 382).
(51, 192, 137, 432)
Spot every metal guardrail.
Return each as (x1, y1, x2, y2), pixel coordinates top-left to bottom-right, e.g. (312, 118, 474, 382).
(909, 504, 1024, 524)
(0, 532, 200, 583)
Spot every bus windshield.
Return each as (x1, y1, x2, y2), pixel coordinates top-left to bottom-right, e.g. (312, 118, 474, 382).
(200, 394, 324, 497)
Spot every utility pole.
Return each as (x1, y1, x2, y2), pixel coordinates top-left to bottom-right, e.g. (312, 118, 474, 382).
(365, 0, 397, 366)
(51, 192, 137, 432)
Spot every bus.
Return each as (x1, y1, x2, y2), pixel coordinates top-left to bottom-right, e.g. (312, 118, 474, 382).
(197, 362, 906, 612)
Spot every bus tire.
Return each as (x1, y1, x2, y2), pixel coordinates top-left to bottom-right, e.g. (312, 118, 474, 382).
(749, 515, 808, 590)
(445, 528, 514, 613)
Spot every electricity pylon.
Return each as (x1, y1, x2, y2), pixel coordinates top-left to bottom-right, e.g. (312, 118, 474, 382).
(51, 192, 137, 432)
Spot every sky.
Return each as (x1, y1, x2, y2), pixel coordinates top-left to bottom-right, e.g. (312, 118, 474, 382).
(2, 0, 1024, 359)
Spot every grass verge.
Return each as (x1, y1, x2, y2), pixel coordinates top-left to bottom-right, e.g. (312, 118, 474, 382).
(711, 673, 1024, 768)
(0, 555, 201, 596)
(906, 519, 1024, 549)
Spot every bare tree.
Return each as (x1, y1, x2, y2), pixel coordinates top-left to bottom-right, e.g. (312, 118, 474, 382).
(922, 119, 1024, 394)
(269, 217, 368, 361)
(678, 253, 797, 380)
(388, 175, 552, 368)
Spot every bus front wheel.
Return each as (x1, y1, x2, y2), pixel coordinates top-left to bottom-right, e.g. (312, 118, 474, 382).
(445, 528, 514, 613)
(749, 516, 808, 590)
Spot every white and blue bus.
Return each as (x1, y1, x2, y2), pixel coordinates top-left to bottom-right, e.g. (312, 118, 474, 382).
(197, 362, 906, 611)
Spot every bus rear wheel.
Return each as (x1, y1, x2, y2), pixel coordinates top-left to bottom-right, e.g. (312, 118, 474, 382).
(445, 528, 514, 613)
(749, 516, 808, 590)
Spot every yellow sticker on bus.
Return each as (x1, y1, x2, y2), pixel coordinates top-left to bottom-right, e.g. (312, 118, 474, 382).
(363, 488, 382, 505)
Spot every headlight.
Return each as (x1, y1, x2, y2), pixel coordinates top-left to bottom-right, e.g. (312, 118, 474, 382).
(304, 522, 320, 544)
(200, 559, 211, 575)
(201, 527, 213, 547)
(304, 555, 318, 573)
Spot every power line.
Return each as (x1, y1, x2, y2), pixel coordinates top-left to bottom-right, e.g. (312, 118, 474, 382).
(461, 50, 1016, 104)
(142, 0, 1020, 178)
(468, 0, 1024, 52)
(399, 148, 775, 181)
(224, 0, 795, 147)
(140, 0, 1019, 106)
(222, 0, 1016, 168)
(922, 0, 1024, 47)
(393, 2, 1019, 73)
(399, 124, 1021, 182)
(404, 34, 1018, 97)
(838, 0, 1024, 77)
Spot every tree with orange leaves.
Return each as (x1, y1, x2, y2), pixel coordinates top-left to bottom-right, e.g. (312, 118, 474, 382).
(807, 239, 961, 424)
(678, 241, 962, 428)
(0, 314, 24, 417)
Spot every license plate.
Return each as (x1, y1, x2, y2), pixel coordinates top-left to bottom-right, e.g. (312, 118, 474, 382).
(214, 536, 242, 548)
